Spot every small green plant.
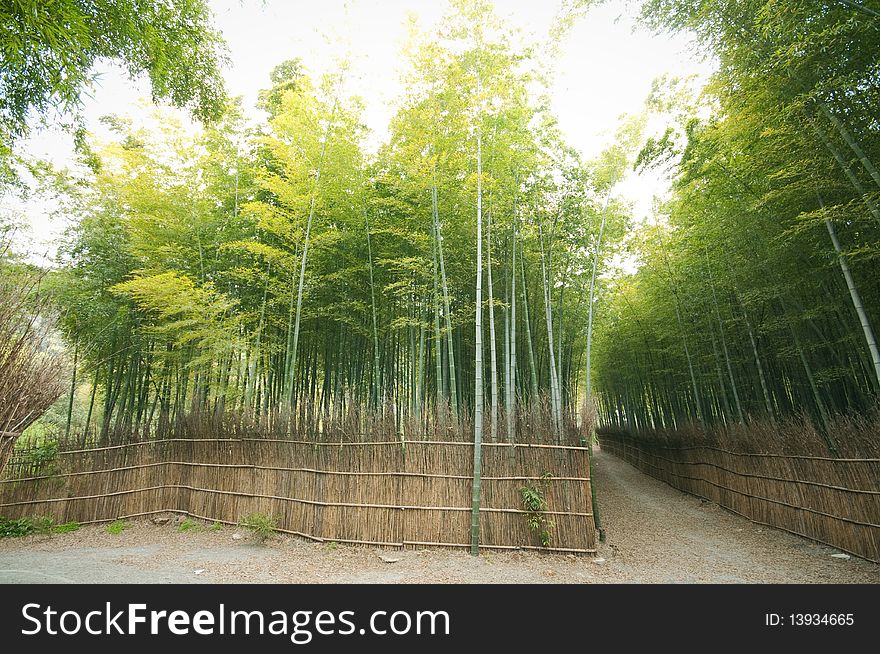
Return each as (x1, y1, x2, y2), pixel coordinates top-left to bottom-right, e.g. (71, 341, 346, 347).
(0, 516, 59, 538)
(0, 518, 30, 538)
(0, 517, 31, 538)
(239, 512, 277, 543)
(325, 540, 338, 551)
(25, 441, 60, 476)
(106, 520, 131, 535)
(209, 521, 223, 531)
(178, 518, 200, 533)
(52, 521, 80, 534)
(30, 440, 59, 465)
(29, 515, 56, 536)
(520, 473, 555, 548)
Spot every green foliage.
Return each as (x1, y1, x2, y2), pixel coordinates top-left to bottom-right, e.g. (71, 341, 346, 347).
(0, 0, 227, 144)
(52, 521, 80, 534)
(520, 473, 554, 548)
(0, 515, 55, 537)
(239, 513, 277, 543)
(106, 520, 131, 535)
(29, 515, 55, 535)
(26, 440, 59, 472)
(593, 1, 880, 432)
(0, 517, 35, 538)
(178, 518, 200, 533)
(45, 0, 634, 444)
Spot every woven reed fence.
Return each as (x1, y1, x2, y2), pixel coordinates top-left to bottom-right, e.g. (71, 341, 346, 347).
(599, 430, 880, 562)
(0, 436, 596, 554)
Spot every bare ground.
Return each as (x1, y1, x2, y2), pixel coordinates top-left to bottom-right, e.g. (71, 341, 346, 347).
(0, 446, 877, 584)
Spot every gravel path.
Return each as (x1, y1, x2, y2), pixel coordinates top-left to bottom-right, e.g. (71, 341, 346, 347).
(591, 445, 877, 582)
(0, 446, 876, 584)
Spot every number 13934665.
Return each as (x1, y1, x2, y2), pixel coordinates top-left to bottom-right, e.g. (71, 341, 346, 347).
(765, 613, 854, 627)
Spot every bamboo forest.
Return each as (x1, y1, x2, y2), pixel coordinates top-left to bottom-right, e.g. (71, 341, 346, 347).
(1, 0, 879, 574)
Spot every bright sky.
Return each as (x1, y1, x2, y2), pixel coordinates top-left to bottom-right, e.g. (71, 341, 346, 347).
(7, 0, 714, 260)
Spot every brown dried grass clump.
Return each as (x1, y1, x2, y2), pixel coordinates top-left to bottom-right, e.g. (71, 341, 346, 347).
(0, 264, 66, 474)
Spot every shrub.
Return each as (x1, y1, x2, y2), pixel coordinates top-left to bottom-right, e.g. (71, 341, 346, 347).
(28, 440, 59, 471)
(239, 512, 277, 543)
(0, 517, 34, 537)
(0, 263, 67, 477)
(0, 515, 56, 537)
(29, 515, 56, 535)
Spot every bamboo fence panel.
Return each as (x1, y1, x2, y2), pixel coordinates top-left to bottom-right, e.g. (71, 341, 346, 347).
(599, 431, 880, 563)
(0, 436, 596, 554)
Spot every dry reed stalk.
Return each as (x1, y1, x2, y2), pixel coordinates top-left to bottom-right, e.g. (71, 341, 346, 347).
(0, 269, 66, 474)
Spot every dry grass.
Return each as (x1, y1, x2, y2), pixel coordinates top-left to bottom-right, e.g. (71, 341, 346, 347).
(0, 265, 66, 475)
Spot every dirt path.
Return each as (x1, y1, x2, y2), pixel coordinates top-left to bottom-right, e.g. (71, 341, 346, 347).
(0, 446, 876, 584)
(590, 445, 878, 583)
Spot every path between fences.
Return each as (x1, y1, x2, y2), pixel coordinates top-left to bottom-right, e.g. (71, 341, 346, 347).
(0, 445, 876, 583)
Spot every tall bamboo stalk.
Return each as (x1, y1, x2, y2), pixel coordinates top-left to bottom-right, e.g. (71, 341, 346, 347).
(585, 194, 609, 401)
(470, 73, 484, 555)
(506, 208, 517, 443)
(287, 90, 340, 410)
(818, 196, 880, 391)
(539, 224, 562, 438)
(433, 175, 459, 415)
(487, 207, 498, 441)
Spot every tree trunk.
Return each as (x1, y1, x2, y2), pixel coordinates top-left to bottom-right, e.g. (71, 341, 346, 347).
(507, 216, 517, 443)
(432, 233, 444, 411)
(288, 95, 339, 409)
(364, 203, 382, 409)
(705, 253, 744, 423)
(818, 101, 880, 189)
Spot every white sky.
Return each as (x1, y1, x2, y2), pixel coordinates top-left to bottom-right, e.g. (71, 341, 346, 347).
(6, 0, 714, 260)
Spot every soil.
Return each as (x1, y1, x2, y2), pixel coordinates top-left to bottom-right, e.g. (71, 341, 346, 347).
(0, 446, 877, 584)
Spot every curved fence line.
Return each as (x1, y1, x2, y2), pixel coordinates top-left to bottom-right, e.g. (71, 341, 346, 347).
(600, 433, 880, 563)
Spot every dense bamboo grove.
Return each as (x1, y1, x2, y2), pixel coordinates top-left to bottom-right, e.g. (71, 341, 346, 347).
(7, 0, 879, 479)
(593, 1, 880, 444)
(40, 2, 632, 446)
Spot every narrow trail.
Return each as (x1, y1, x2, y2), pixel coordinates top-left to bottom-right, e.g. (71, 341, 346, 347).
(591, 445, 879, 583)
(0, 448, 876, 584)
